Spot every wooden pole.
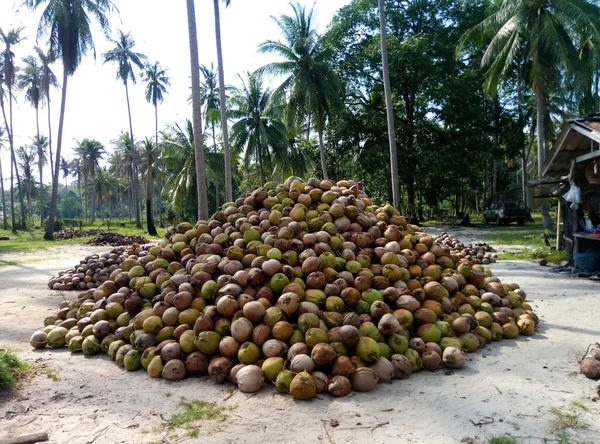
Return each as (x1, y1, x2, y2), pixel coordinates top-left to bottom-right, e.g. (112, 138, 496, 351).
(556, 199, 562, 251)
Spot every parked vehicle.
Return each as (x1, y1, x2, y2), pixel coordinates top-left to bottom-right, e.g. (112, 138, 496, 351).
(483, 202, 528, 226)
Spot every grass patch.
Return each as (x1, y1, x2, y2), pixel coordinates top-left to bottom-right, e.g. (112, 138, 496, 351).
(45, 371, 59, 381)
(488, 435, 517, 444)
(498, 248, 568, 264)
(0, 348, 33, 391)
(549, 406, 590, 432)
(0, 219, 163, 254)
(224, 385, 235, 394)
(0, 259, 18, 266)
(165, 398, 232, 438)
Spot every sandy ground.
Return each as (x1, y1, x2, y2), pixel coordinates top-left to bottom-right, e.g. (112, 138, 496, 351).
(1, 236, 599, 444)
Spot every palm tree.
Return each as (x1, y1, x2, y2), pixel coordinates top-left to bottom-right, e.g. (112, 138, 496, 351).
(143, 61, 170, 145)
(458, 0, 600, 229)
(213, 0, 233, 203)
(60, 156, 70, 200)
(378, 0, 400, 210)
(102, 30, 146, 228)
(18, 56, 43, 139)
(186, 0, 209, 221)
(111, 132, 142, 224)
(199, 63, 223, 208)
(35, 46, 59, 180)
(24, 0, 115, 240)
(69, 157, 84, 214)
(142, 138, 157, 235)
(229, 71, 290, 185)
(0, 127, 8, 229)
(17, 145, 37, 216)
(1, 27, 27, 231)
(258, 2, 342, 180)
(31, 135, 48, 224)
(73, 138, 105, 222)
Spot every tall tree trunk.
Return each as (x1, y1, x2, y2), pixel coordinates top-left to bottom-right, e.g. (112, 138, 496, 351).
(212, 122, 219, 211)
(0, 154, 7, 230)
(186, 0, 209, 221)
(146, 150, 157, 235)
(318, 128, 328, 180)
(213, 0, 233, 203)
(155, 103, 158, 146)
(124, 80, 141, 228)
(36, 106, 45, 226)
(90, 170, 97, 223)
(0, 97, 16, 231)
(45, 69, 68, 240)
(378, 0, 400, 210)
(9, 85, 26, 229)
(47, 96, 54, 180)
(535, 90, 553, 230)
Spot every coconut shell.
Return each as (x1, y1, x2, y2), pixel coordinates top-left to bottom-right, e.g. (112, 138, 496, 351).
(290, 371, 316, 400)
(580, 358, 600, 379)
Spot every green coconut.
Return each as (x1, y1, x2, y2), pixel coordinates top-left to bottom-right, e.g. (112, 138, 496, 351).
(403, 348, 423, 372)
(417, 324, 442, 344)
(124, 349, 142, 371)
(387, 334, 409, 354)
(108, 340, 126, 360)
(262, 357, 285, 381)
(298, 313, 320, 335)
(305, 328, 328, 348)
(275, 369, 295, 393)
(195, 331, 221, 355)
(377, 342, 393, 359)
(238, 342, 261, 364)
(147, 355, 164, 378)
(459, 333, 479, 352)
(439, 337, 463, 351)
(68, 335, 84, 352)
(356, 336, 380, 363)
(82, 336, 101, 356)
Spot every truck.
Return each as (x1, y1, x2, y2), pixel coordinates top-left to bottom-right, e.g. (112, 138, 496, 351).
(483, 202, 528, 226)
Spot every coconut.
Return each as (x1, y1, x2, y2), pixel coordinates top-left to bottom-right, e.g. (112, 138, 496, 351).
(390, 354, 413, 379)
(311, 343, 337, 367)
(290, 354, 316, 373)
(422, 350, 442, 371)
(219, 336, 240, 359)
(275, 369, 295, 393)
(580, 358, 600, 379)
(238, 342, 261, 364)
(311, 371, 328, 394)
(30, 331, 48, 349)
(287, 342, 310, 361)
(369, 357, 394, 382)
(262, 357, 285, 381)
(236, 365, 264, 393)
(339, 325, 359, 348)
(327, 375, 351, 397)
(332, 356, 354, 376)
(162, 359, 186, 381)
(377, 313, 401, 336)
(290, 371, 316, 400)
(356, 336, 380, 363)
(350, 367, 379, 392)
(208, 356, 234, 383)
(442, 347, 465, 369)
(185, 351, 209, 374)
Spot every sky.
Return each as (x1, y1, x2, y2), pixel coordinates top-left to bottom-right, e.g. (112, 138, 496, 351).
(0, 0, 352, 184)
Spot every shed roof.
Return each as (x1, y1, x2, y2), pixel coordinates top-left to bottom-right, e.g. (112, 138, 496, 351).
(542, 117, 600, 177)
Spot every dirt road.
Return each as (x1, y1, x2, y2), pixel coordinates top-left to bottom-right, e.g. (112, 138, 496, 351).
(1, 242, 598, 444)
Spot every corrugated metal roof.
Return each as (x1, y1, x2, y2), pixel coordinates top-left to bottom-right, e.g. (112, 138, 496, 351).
(542, 118, 600, 177)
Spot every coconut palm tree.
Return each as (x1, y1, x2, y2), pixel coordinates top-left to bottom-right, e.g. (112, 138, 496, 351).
(18, 56, 43, 140)
(258, 2, 342, 180)
(213, 0, 233, 203)
(0, 127, 8, 229)
(1, 27, 27, 231)
(142, 138, 158, 235)
(143, 61, 170, 145)
(229, 71, 290, 186)
(17, 145, 37, 216)
(378, 0, 400, 210)
(73, 138, 105, 222)
(102, 30, 146, 227)
(186, 0, 209, 221)
(31, 135, 48, 224)
(69, 157, 84, 214)
(35, 46, 59, 180)
(111, 132, 142, 224)
(60, 156, 70, 200)
(458, 0, 600, 229)
(24, 0, 115, 239)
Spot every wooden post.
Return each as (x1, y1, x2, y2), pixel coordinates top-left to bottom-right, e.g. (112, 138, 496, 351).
(556, 201, 562, 251)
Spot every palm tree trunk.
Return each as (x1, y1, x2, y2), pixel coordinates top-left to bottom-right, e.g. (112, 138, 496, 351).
(47, 96, 54, 180)
(36, 106, 44, 226)
(186, 0, 209, 221)
(535, 90, 553, 230)
(378, 0, 400, 210)
(213, 0, 233, 203)
(44, 68, 68, 240)
(0, 98, 16, 232)
(155, 103, 159, 146)
(212, 122, 219, 210)
(317, 128, 328, 180)
(9, 86, 26, 229)
(90, 170, 97, 223)
(146, 150, 157, 235)
(125, 80, 142, 228)
(0, 154, 7, 230)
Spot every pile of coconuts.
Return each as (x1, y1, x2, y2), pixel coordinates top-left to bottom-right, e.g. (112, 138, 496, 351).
(435, 233, 497, 265)
(47, 245, 146, 291)
(31, 177, 539, 400)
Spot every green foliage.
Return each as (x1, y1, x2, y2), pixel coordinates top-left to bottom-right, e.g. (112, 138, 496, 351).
(488, 436, 517, 444)
(0, 348, 32, 391)
(59, 196, 83, 219)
